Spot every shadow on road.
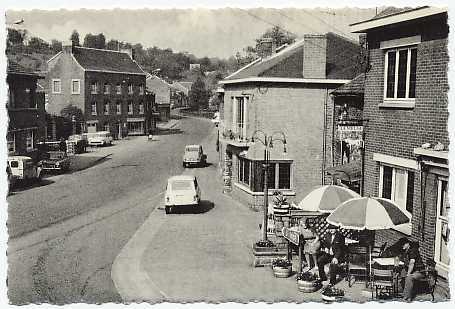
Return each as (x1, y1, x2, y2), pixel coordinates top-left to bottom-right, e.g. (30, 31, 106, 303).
(183, 162, 213, 169)
(69, 156, 112, 173)
(155, 128, 184, 136)
(169, 200, 214, 214)
(10, 178, 55, 193)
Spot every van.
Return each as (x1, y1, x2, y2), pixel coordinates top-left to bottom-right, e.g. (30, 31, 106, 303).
(7, 156, 42, 182)
(85, 131, 113, 146)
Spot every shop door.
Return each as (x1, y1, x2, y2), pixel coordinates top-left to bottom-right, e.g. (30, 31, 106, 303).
(434, 178, 450, 277)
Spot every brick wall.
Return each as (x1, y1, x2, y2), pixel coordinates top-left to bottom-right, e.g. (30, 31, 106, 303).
(303, 35, 327, 78)
(363, 15, 449, 265)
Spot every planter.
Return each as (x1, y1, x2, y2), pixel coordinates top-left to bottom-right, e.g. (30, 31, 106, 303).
(252, 243, 287, 267)
(321, 286, 345, 302)
(272, 265, 292, 278)
(253, 243, 277, 253)
(297, 279, 322, 293)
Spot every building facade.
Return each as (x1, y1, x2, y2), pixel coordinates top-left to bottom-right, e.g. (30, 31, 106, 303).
(7, 61, 46, 162)
(146, 74, 171, 121)
(219, 33, 361, 210)
(351, 7, 449, 280)
(46, 43, 155, 138)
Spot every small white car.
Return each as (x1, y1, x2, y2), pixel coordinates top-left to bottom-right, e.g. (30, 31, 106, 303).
(85, 131, 113, 146)
(7, 156, 42, 183)
(183, 145, 207, 167)
(165, 175, 201, 214)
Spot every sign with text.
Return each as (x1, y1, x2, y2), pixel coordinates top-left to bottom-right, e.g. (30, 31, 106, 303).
(282, 227, 300, 246)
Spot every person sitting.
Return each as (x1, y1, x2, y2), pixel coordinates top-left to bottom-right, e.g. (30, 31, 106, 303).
(317, 226, 346, 285)
(399, 238, 425, 301)
(298, 219, 320, 271)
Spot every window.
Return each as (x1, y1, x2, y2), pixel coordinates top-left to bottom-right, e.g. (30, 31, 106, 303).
(238, 158, 292, 192)
(71, 79, 80, 94)
(128, 84, 133, 95)
(91, 81, 98, 94)
(26, 130, 34, 152)
(379, 164, 414, 234)
(52, 79, 61, 94)
(116, 102, 121, 115)
(7, 132, 15, 154)
(139, 102, 144, 114)
(128, 101, 133, 114)
(139, 84, 144, 95)
(116, 84, 122, 94)
(384, 47, 417, 101)
(104, 83, 110, 94)
(91, 102, 97, 116)
(104, 102, 109, 115)
(232, 97, 248, 139)
(103, 123, 110, 132)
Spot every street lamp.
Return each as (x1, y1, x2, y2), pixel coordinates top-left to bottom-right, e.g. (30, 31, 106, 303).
(250, 130, 287, 242)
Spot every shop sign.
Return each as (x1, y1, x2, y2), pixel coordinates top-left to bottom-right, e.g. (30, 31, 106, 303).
(282, 227, 300, 245)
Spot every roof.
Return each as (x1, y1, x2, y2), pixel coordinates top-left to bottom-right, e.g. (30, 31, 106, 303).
(7, 60, 42, 77)
(331, 73, 365, 96)
(224, 32, 360, 83)
(146, 74, 172, 87)
(168, 175, 196, 181)
(351, 6, 447, 33)
(72, 46, 145, 75)
(177, 81, 193, 90)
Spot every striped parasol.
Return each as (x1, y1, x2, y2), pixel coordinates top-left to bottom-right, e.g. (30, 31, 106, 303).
(296, 185, 360, 214)
(326, 197, 411, 230)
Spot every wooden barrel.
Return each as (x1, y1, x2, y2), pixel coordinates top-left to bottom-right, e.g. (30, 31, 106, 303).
(297, 279, 321, 293)
(272, 265, 292, 278)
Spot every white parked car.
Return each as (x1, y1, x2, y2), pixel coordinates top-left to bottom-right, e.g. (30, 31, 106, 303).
(165, 175, 201, 214)
(85, 131, 113, 146)
(7, 156, 42, 183)
(183, 145, 207, 167)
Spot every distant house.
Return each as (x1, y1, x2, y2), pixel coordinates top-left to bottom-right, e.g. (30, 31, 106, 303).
(351, 7, 450, 282)
(218, 33, 361, 209)
(146, 74, 171, 121)
(7, 60, 46, 162)
(189, 63, 201, 70)
(46, 42, 155, 138)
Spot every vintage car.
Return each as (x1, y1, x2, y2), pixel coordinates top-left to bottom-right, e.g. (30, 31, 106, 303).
(164, 175, 201, 214)
(40, 151, 71, 172)
(182, 144, 207, 167)
(7, 156, 42, 183)
(85, 131, 113, 146)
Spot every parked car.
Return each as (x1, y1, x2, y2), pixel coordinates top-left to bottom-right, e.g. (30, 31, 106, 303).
(40, 151, 71, 172)
(85, 131, 113, 146)
(211, 111, 220, 127)
(6, 163, 18, 191)
(68, 134, 88, 153)
(7, 156, 42, 183)
(183, 145, 207, 167)
(165, 175, 201, 214)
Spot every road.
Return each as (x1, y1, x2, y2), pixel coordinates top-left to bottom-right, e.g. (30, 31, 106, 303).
(7, 116, 218, 304)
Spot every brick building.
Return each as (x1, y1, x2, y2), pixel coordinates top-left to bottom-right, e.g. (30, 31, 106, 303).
(218, 33, 361, 210)
(351, 7, 449, 280)
(46, 43, 155, 138)
(7, 60, 46, 162)
(146, 74, 171, 121)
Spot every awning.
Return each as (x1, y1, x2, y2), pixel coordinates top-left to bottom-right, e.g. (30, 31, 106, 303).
(240, 141, 292, 161)
(326, 161, 361, 182)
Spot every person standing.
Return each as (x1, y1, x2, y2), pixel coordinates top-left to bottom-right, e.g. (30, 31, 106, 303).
(401, 239, 425, 301)
(317, 227, 346, 285)
(298, 219, 320, 271)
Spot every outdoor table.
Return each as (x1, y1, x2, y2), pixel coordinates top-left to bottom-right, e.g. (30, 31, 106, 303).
(372, 257, 404, 266)
(345, 238, 359, 245)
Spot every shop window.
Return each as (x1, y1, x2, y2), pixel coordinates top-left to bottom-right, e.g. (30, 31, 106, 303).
(240, 159, 292, 192)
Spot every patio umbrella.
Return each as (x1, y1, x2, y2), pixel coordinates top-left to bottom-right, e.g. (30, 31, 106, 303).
(296, 185, 360, 213)
(326, 197, 411, 294)
(326, 197, 411, 230)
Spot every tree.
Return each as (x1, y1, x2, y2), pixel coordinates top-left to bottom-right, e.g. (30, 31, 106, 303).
(60, 104, 84, 122)
(51, 39, 62, 52)
(7, 28, 27, 45)
(70, 30, 80, 46)
(255, 25, 296, 48)
(27, 37, 50, 53)
(83, 33, 106, 49)
(188, 77, 208, 110)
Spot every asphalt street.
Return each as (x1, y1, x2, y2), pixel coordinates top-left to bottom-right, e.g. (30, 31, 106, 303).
(7, 116, 216, 304)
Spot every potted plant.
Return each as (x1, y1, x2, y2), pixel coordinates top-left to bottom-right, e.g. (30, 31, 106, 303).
(253, 239, 276, 252)
(272, 191, 289, 215)
(296, 271, 322, 293)
(321, 285, 345, 302)
(272, 258, 292, 278)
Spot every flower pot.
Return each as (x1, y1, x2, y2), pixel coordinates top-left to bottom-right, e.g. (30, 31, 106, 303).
(272, 265, 292, 278)
(297, 279, 321, 293)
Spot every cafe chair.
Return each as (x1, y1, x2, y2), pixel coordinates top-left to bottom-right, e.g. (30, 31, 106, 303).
(414, 259, 438, 301)
(346, 245, 369, 287)
(371, 267, 397, 300)
(371, 242, 388, 258)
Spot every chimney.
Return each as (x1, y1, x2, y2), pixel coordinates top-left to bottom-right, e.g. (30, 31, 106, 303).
(120, 48, 135, 60)
(257, 37, 276, 59)
(303, 34, 327, 79)
(62, 40, 74, 54)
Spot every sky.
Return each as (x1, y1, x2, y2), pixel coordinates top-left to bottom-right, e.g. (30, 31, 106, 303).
(6, 8, 377, 59)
